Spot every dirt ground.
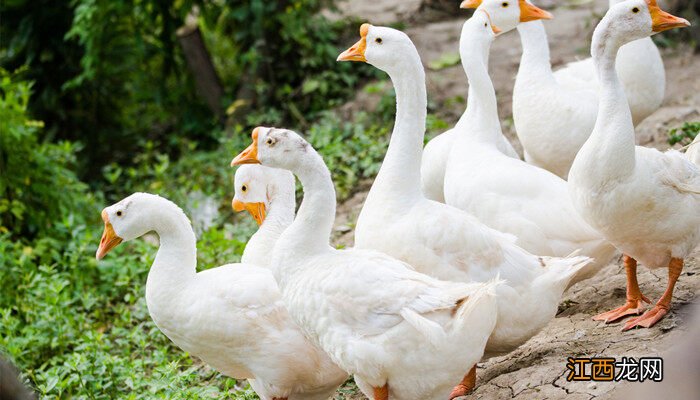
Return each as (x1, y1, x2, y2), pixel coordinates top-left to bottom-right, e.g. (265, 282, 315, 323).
(327, 0, 700, 399)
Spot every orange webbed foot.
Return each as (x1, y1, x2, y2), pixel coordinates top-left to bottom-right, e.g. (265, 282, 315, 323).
(621, 257, 683, 331)
(449, 365, 476, 399)
(592, 295, 651, 323)
(621, 304, 669, 331)
(448, 383, 471, 399)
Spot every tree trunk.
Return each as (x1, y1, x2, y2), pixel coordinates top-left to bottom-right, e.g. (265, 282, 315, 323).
(177, 16, 224, 118)
(412, 0, 464, 23)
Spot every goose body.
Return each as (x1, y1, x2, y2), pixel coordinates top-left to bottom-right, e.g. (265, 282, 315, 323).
(568, 0, 695, 330)
(339, 21, 590, 398)
(439, 8, 615, 284)
(513, 19, 600, 178)
(420, 129, 454, 202)
(96, 192, 346, 400)
(232, 126, 500, 400)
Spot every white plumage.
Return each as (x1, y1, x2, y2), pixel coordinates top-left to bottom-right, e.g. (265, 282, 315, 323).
(232, 126, 500, 400)
(569, 0, 695, 330)
(438, 10, 616, 284)
(342, 20, 591, 377)
(98, 192, 347, 400)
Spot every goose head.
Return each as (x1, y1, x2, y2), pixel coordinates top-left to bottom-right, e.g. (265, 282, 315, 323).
(460, 10, 501, 44)
(461, 0, 552, 33)
(96, 193, 169, 259)
(460, 9, 503, 55)
(232, 164, 295, 225)
(231, 127, 311, 173)
(337, 23, 421, 75)
(593, 0, 688, 52)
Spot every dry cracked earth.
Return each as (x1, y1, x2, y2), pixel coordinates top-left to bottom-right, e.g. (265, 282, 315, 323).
(324, 0, 700, 399)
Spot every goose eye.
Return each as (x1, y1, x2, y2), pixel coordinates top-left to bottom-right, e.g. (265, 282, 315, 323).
(502, 2, 508, 7)
(116, 211, 123, 217)
(241, 185, 247, 192)
(266, 138, 274, 145)
(484, 23, 488, 28)
(375, 38, 383, 44)
(632, 7, 639, 13)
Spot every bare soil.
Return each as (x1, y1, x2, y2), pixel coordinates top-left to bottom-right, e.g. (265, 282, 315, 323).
(328, 0, 700, 398)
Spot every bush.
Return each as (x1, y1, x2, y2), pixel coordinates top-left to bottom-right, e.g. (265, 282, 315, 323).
(0, 70, 257, 398)
(1, 0, 375, 180)
(210, 0, 377, 127)
(0, 69, 92, 239)
(0, 224, 253, 398)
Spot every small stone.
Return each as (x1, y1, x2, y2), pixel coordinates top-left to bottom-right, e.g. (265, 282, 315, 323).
(335, 224, 352, 233)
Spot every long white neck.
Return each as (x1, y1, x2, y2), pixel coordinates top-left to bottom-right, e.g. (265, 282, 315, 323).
(577, 18, 636, 179)
(145, 202, 198, 305)
(370, 50, 427, 201)
(455, 27, 501, 143)
(242, 189, 295, 267)
(517, 21, 555, 81)
(273, 150, 335, 279)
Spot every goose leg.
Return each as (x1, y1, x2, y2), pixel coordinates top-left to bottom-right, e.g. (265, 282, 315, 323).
(622, 258, 683, 331)
(593, 255, 650, 323)
(373, 384, 389, 400)
(448, 365, 476, 399)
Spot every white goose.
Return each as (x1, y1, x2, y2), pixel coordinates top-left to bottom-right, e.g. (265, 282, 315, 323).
(338, 21, 590, 396)
(568, 0, 695, 331)
(96, 193, 347, 400)
(440, 8, 617, 281)
(232, 127, 500, 400)
(233, 164, 296, 267)
(464, 0, 666, 178)
(419, 4, 525, 202)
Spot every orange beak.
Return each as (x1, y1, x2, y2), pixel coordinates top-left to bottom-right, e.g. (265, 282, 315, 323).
(519, 0, 553, 22)
(337, 23, 370, 62)
(647, 0, 690, 33)
(231, 127, 261, 166)
(96, 209, 123, 260)
(460, 0, 481, 8)
(232, 199, 267, 226)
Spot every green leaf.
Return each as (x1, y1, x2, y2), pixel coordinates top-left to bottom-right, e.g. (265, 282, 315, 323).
(428, 52, 461, 70)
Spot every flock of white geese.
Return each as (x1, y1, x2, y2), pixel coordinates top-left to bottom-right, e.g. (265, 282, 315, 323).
(95, 1, 698, 399)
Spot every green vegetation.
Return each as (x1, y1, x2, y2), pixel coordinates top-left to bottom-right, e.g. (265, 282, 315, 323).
(1, 0, 375, 180)
(0, 69, 90, 239)
(0, 68, 254, 398)
(668, 121, 700, 147)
